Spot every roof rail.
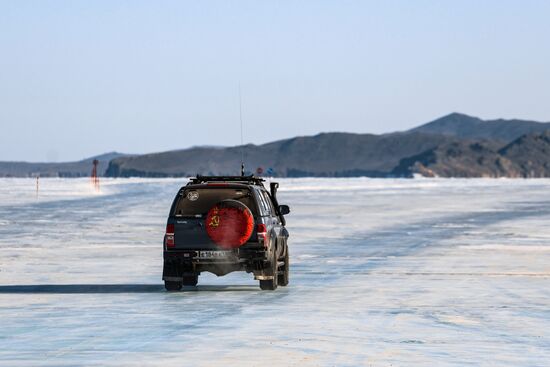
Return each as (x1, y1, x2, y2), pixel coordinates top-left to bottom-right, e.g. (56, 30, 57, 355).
(188, 175, 265, 185)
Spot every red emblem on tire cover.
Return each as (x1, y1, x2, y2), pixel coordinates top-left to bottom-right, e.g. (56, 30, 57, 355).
(206, 200, 254, 249)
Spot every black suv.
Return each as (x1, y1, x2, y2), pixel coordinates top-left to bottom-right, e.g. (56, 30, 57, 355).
(162, 175, 290, 291)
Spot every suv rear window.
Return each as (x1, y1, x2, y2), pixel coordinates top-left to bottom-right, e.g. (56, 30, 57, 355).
(174, 188, 258, 217)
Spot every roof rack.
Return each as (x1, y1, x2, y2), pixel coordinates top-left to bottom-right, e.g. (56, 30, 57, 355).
(188, 175, 265, 185)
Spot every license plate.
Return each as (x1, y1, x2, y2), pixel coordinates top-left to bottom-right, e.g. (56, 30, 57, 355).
(198, 250, 234, 259)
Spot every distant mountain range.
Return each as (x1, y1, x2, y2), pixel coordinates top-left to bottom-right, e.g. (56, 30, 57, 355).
(2, 113, 550, 178)
(0, 152, 128, 178)
(409, 112, 550, 142)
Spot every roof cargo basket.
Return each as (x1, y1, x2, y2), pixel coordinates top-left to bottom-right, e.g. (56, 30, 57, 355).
(189, 175, 265, 185)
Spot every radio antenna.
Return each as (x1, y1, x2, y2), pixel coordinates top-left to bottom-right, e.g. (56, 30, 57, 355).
(239, 83, 245, 176)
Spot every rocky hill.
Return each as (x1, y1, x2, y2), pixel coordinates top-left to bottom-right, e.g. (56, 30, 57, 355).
(498, 131, 550, 177)
(393, 131, 550, 178)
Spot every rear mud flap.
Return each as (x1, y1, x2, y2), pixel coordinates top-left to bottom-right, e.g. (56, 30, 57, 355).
(163, 259, 194, 280)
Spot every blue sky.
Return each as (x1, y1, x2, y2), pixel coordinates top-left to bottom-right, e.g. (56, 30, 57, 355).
(1, 1, 549, 162)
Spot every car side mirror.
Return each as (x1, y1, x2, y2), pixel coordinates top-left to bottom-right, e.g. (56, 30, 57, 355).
(278, 205, 290, 215)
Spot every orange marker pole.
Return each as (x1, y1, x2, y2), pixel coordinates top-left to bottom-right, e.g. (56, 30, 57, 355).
(91, 159, 100, 192)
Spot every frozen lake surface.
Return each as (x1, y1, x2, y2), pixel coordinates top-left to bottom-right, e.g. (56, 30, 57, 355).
(0, 178, 549, 366)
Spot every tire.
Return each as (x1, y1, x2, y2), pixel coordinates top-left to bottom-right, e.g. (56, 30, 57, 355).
(165, 280, 182, 291)
(259, 249, 278, 291)
(206, 200, 254, 249)
(278, 245, 289, 286)
(182, 274, 198, 286)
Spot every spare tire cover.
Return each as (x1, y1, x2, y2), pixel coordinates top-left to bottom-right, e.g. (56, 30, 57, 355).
(206, 199, 254, 249)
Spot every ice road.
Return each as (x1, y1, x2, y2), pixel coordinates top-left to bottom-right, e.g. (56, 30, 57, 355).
(0, 178, 549, 366)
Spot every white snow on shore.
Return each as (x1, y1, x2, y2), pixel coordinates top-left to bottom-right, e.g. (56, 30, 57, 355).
(0, 178, 549, 366)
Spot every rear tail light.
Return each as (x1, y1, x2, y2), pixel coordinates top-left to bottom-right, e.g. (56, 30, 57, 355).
(165, 224, 175, 248)
(256, 223, 267, 246)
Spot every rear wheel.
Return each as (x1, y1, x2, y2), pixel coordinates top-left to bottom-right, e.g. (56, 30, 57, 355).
(164, 280, 182, 291)
(259, 249, 278, 290)
(278, 245, 289, 286)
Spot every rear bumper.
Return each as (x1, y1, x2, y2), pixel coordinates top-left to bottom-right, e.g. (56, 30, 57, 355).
(163, 247, 266, 262)
(163, 247, 268, 279)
